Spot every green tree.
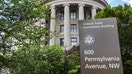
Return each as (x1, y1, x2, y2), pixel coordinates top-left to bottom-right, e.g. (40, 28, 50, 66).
(95, 4, 132, 74)
(0, 0, 50, 53)
(0, 0, 67, 73)
(64, 46, 80, 74)
(8, 45, 64, 74)
(0, 0, 68, 74)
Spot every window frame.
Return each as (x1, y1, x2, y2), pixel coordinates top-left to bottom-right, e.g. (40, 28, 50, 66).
(60, 11, 64, 20)
(71, 37, 77, 46)
(60, 38, 64, 46)
(60, 25, 64, 32)
(71, 24, 77, 32)
(70, 10, 77, 19)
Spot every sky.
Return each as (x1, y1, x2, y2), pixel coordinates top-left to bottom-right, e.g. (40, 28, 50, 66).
(106, 0, 132, 7)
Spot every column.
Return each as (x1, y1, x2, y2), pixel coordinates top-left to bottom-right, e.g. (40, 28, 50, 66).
(40, 18, 46, 41)
(92, 6, 97, 19)
(63, 3, 70, 47)
(50, 5, 56, 46)
(40, 18, 46, 28)
(79, 3, 85, 20)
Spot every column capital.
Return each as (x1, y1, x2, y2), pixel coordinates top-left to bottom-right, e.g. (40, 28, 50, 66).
(51, 5, 55, 9)
(92, 6, 97, 9)
(91, 6, 97, 19)
(63, 3, 70, 7)
(78, 3, 85, 7)
(79, 3, 85, 20)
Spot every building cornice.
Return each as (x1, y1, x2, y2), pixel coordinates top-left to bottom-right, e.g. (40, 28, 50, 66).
(45, 0, 108, 9)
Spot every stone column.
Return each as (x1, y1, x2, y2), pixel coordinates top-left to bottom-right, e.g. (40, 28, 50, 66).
(50, 5, 56, 46)
(92, 6, 97, 19)
(79, 3, 85, 20)
(64, 3, 70, 47)
(40, 18, 46, 28)
(40, 18, 46, 41)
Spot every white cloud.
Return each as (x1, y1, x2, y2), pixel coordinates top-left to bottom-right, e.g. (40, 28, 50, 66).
(106, 0, 114, 4)
(122, 0, 132, 7)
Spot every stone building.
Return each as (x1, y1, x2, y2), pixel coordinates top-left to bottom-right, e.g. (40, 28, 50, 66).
(44, 0, 108, 49)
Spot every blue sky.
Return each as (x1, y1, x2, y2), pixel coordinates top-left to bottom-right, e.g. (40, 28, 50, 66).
(106, 0, 132, 7)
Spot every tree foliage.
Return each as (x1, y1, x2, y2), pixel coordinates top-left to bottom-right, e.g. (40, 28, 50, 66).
(64, 46, 80, 74)
(0, 0, 50, 53)
(8, 45, 64, 74)
(0, 0, 81, 74)
(0, 1, 82, 74)
(95, 4, 132, 74)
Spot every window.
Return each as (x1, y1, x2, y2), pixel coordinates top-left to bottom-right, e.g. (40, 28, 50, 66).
(71, 37, 77, 46)
(70, 10, 76, 19)
(71, 24, 77, 32)
(60, 11, 64, 20)
(60, 25, 64, 32)
(84, 11, 86, 20)
(60, 38, 64, 46)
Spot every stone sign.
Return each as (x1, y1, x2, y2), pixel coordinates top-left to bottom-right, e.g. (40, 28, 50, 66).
(79, 18, 123, 74)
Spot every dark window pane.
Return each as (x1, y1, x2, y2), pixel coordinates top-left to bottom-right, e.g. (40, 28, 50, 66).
(70, 10, 76, 19)
(60, 25, 64, 32)
(71, 24, 77, 32)
(60, 38, 64, 46)
(60, 11, 64, 20)
(71, 37, 77, 46)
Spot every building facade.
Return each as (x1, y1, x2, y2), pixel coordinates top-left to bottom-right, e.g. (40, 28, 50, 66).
(45, 0, 108, 49)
